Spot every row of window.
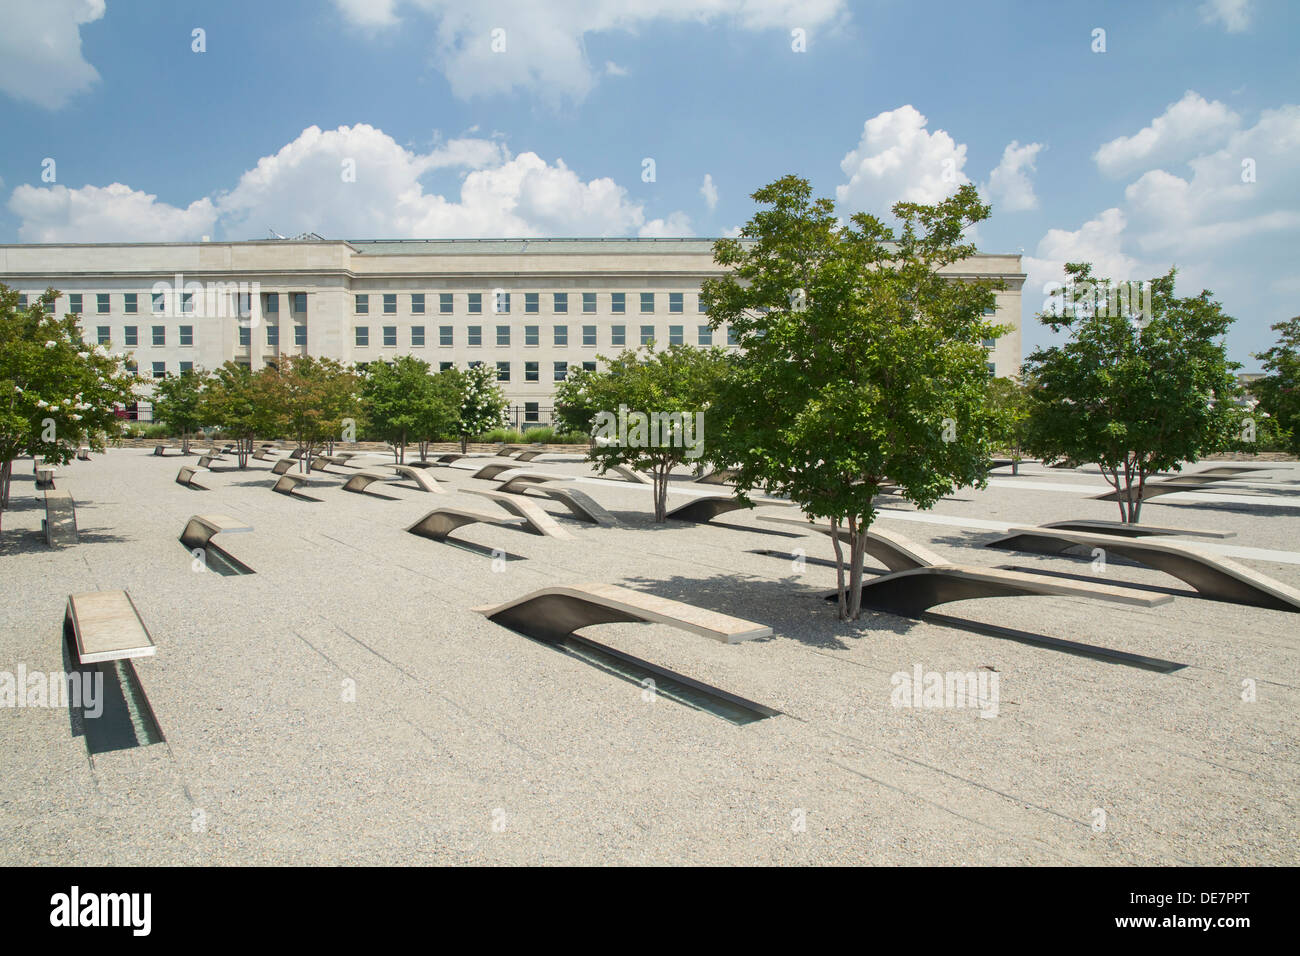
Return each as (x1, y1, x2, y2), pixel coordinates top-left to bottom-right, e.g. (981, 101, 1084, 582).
(354, 323, 736, 348)
(86, 324, 308, 348)
(18, 292, 308, 315)
(354, 291, 706, 316)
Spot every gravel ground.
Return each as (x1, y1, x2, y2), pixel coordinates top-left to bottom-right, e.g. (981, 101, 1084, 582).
(1, 450, 1297, 865)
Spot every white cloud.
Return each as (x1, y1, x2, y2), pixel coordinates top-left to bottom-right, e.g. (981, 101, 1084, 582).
(332, 0, 848, 102)
(9, 124, 691, 241)
(0, 0, 105, 109)
(700, 174, 719, 212)
(836, 105, 970, 216)
(982, 140, 1043, 212)
(9, 183, 218, 242)
(1094, 91, 1240, 177)
(604, 61, 629, 77)
(1200, 0, 1252, 32)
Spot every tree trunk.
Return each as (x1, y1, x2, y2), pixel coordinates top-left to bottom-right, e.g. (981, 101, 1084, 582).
(847, 516, 868, 620)
(829, 517, 848, 621)
(419, 440, 429, 462)
(460, 435, 468, 453)
(0, 459, 11, 531)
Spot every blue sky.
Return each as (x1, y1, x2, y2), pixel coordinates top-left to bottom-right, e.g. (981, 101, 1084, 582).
(1, 0, 1297, 366)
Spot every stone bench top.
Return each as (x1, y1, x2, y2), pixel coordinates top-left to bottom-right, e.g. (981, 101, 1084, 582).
(66, 590, 157, 664)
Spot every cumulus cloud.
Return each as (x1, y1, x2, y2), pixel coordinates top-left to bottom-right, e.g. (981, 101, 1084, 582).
(332, 0, 848, 102)
(836, 105, 970, 216)
(1094, 91, 1240, 177)
(0, 0, 105, 109)
(8, 124, 692, 241)
(982, 140, 1044, 213)
(700, 174, 719, 212)
(1200, 0, 1252, 32)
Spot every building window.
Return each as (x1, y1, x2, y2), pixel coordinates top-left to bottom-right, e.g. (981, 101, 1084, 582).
(291, 293, 306, 314)
(493, 291, 510, 314)
(496, 361, 511, 382)
(468, 361, 483, 369)
(265, 324, 277, 346)
(582, 325, 596, 347)
(439, 293, 453, 314)
(411, 293, 425, 314)
(355, 294, 369, 314)
(554, 325, 568, 347)
(44, 299, 55, 314)
(582, 292, 596, 314)
(524, 325, 539, 347)
(383, 326, 397, 347)
(439, 362, 453, 372)
(355, 326, 369, 347)
(17, 294, 27, 309)
(96, 293, 110, 314)
(69, 294, 83, 314)
(152, 325, 165, 346)
(238, 325, 251, 347)
(383, 294, 397, 315)
(698, 294, 708, 313)
(496, 325, 510, 347)
(698, 325, 712, 346)
(554, 361, 568, 382)
(525, 362, 539, 382)
(264, 292, 279, 316)
(582, 361, 596, 372)
(468, 292, 482, 314)
(611, 292, 626, 314)
(152, 361, 166, 379)
(180, 361, 193, 373)
(986, 362, 997, 376)
(468, 325, 482, 346)
(640, 292, 655, 313)
(180, 325, 193, 346)
(440, 326, 453, 347)
(124, 293, 138, 314)
(727, 326, 738, 346)
(181, 292, 194, 314)
(669, 292, 683, 314)
(152, 292, 165, 314)
(668, 325, 683, 345)
(983, 305, 997, 316)
(525, 292, 539, 314)
(124, 326, 138, 346)
(611, 325, 625, 346)
(554, 292, 568, 314)
(411, 326, 425, 347)
(294, 324, 307, 347)
(525, 402, 539, 423)
(640, 325, 654, 345)
(96, 326, 110, 345)
(982, 338, 996, 349)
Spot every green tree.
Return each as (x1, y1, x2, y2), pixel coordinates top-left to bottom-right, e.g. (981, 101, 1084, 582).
(150, 366, 208, 454)
(451, 363, 508, 452)
(702, 176, 1004, 620)
(198, 362, 277, 468)
(986, 375, 1032, 473)
(1252, 316, 1300, 454)
(264, 355, 360, 471)
(1022, 263, 1240, 523)
(1, 285, 138, 531)
(563, 344, 729, 522)
(360, 357, 458, 463)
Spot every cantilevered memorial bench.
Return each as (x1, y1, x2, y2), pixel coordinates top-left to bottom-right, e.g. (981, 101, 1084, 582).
(251, 447, 281, 462)
(43, 490, 79, 547)
(495, 444, 527, 457)
(1168, 465, 1273, 480)
(176, 465, 210, 489)
(472, 460, 531, 481)
(513, 449, 547, 462)
(152, 444, 178, 457)
(342, 469, 401, 496)
(475, 582, 772, 645)
(665, 494, 793, 524)
(603, 464, 653, 485)
(196, 453, 226, 469)
(270, 457, 297, 476)
(495, 470, 571, 495)
(464, 488, 575, 539)
(406, 507, 528, 543)
(1040, 519, 1234, 540)
(272, 472, 331, 501)
(378, 463, 445, 493)
(519, 485, 618, 527)
(695, 467, 739, 485)
(758, 515, 948, 572)
(1091, 473, 1255, 502)
(180, 514, 254, 572)
(65, 590, 156, 664)
(76, 446, 91, 461)
(35, 464, 57, 489)
(985, 525, 1300, 612)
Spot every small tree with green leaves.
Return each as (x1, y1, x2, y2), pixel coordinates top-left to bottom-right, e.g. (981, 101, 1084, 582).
(451, 363, 508, 452)
(702, 177, 1004, 620)
(199, 362, 277, 468)
(1022, 263, 1240, 523)
(558, 344, 729, 522)
(360, 356, 458, 462)
(1, 285, 139, 531)
(264, 355, 360, 471)
(150, 366, 208, 454)
(1252, 316, 1300, 455)
(986, 375, 1032, 473)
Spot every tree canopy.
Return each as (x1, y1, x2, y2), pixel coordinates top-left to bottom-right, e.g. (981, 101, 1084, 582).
(1252, 316, 1300, 455)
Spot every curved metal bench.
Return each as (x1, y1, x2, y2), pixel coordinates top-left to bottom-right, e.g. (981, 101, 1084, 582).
(695, 467, 739, 485)
(514, 449, 546, 462)
(342, 470, 398, 495)
(475, 582, 771, 644)
(378, 463, 444, 493)
(757, 515, 946, 571)
(986, 526, 1300, 612)
(176, 465, 209, 489)
(665, 495, 793, 524)
(473, 461, 530, 481)
(180, 513, 253, 552)
(496, 470, 570, 494)
(406, 507, 527, 542)
(76, 446, 91, 461)
(520, 485, 618, 527)
(1041, 519, 1234, 540)
(603, 464, 653, 485)
(44, 490, 79, 547)
(270, 458, 297, 476)
(272, 472, 329, 500)
(464, 489, 575, 539)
